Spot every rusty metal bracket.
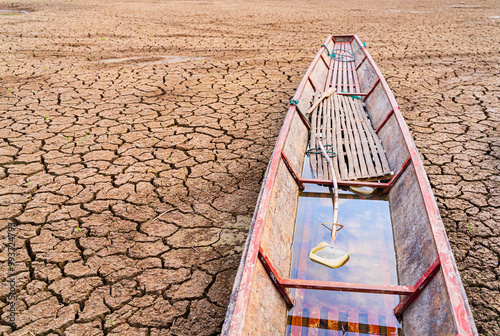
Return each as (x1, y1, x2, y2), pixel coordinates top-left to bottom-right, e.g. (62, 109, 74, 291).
(281, 151, 305, 190)
(258, 246, 294, 308)
(394, 258, 441, 316)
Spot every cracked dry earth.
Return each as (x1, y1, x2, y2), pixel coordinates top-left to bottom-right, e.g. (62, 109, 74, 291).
(0, 0, 498, 335)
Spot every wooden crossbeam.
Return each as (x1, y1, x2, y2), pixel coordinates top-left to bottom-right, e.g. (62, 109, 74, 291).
(258, 245, 441, 316)
(281, 279, 413, 295)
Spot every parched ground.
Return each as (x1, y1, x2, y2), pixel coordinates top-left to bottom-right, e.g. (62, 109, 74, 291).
(0, 0, 498, 335)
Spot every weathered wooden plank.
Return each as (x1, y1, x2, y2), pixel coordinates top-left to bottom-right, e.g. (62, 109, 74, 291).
(298, 80, 315, 118)
(342, 95, 369, 178)
(331, 48, 339, 91)
(336, 44, 342, 91)
(345, 97, 377, 177)
(311, 91, 393, 181)
(333, 94, 348, 180)
(349, 97, 387, 176)
(354, 101, 386, 177)
(343, 43, 349, 93)
(328, 96, 340, 180)
(310, 56, 330, 92)
(325, 50, 335, 90)
(353, 99, 392, 175)
(339, 95, 360, 180)
(340, 46, 347, 93)
(346, 54, 355, 93)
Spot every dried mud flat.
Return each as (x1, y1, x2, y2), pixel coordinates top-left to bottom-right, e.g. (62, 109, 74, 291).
(0, 0, 498, 335)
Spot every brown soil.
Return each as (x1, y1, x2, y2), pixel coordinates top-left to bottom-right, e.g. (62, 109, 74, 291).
(0, 0, 498, 335)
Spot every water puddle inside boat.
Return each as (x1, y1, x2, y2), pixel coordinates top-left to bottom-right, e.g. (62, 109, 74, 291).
(286, 156, 402, 335)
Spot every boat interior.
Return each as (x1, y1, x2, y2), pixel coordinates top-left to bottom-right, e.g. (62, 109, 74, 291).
(222, 35, 476, 336)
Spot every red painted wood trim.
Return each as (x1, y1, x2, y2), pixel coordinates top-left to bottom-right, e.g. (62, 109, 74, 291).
(382, 156, 411, 194)
(332, 34, 355, 38)
(300, 178, 389, 189)
(224, 35, 332, 336)
(258, 246, 295, 308)
(281, 151, 305, 190)
(356, 55, 367, 70)
(293, 105, 311, 130)
(394, 258, 441, 316)
(337, 92, 368, 96)
(281, 278, 413, 295)
(307, 76, 317, 91)
(331, 36, 337, 43)
(362, 78, 380, 101)
(348, 35, 355, 43)
(320, 54, 330, 69)
(350, 34, 475, 335)
(375, 108, 395, 133)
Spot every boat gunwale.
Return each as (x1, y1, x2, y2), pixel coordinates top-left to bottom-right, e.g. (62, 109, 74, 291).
(222, 35, 333, 336)
(222, 34, 476, 336)
(350, 34, 475, 336)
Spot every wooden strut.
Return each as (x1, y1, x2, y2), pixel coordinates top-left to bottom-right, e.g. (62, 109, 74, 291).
(258, 246, 294, 308)
(382, 156, 412, 194)
(281, 151, 305, 190)
(356, 56, 367, 70)
(394, 258, 441, 316)
(259, 244, 441, 316)
(363, 78, 381, 101)
(308, 76, 317, 91)
(299, 155, 411, 191)
(320, 54, 331, 69)
(375, 108, 395, 133)
(292, 104, 311, 130)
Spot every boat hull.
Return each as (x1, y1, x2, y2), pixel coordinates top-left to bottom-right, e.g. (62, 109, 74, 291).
(222, 35, 477, 336)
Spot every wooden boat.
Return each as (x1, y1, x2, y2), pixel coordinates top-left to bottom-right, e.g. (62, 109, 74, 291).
(221, 35, 477, 336)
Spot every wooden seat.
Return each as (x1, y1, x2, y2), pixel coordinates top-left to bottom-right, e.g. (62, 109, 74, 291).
(308, 92, 393, 181)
